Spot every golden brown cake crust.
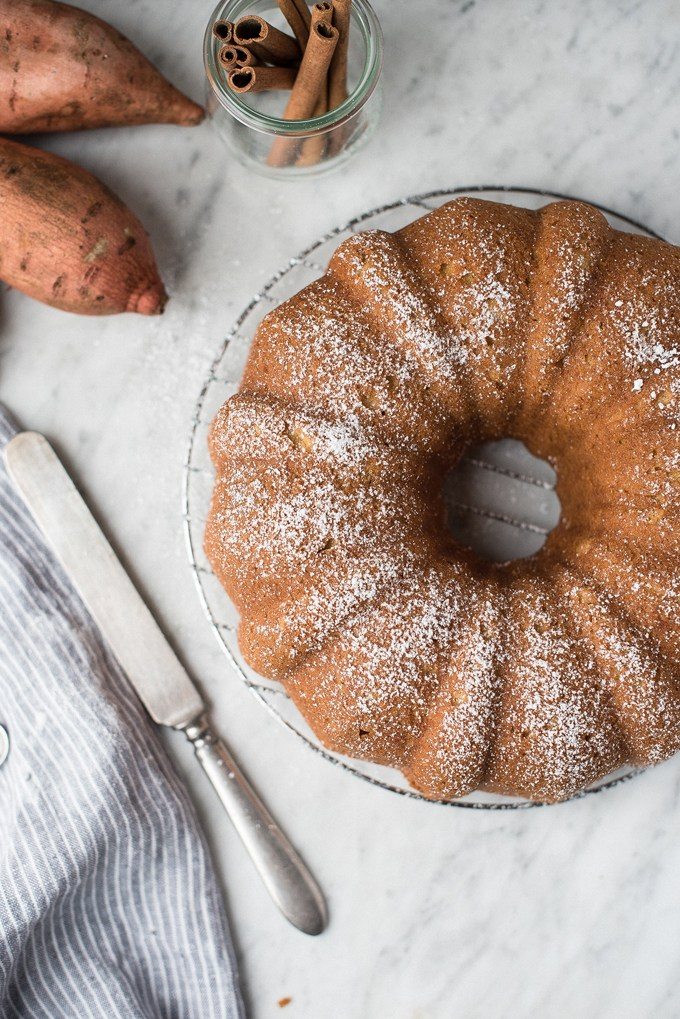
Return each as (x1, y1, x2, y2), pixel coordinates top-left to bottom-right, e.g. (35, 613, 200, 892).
(205, 197, 680, 803)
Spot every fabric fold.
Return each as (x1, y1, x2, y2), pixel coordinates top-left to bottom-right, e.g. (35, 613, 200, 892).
(0, 407, 243, 1019)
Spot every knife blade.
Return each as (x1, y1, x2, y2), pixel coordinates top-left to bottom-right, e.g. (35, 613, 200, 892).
(4, 430, 327, 935)
(5, 431, 203, 727)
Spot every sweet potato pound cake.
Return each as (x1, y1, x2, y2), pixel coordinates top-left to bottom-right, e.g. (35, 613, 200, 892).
(206, 198, 679, 802)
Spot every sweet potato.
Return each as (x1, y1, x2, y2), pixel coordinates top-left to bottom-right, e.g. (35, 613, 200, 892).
(0, 0, 204, 133)
(0, 136, 167, 315)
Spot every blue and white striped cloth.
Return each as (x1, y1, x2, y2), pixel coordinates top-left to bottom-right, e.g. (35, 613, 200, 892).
(0, 408, 244, 1019)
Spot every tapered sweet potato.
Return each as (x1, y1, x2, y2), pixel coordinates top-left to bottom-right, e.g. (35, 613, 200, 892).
(0, 136, 167, 315)
(0, 0, 204, 133)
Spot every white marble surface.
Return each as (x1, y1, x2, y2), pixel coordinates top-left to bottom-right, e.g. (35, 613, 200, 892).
(3, 0, 680, 1015)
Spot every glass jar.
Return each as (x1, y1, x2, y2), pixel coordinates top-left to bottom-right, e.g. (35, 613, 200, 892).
(204, 0, 383, 177)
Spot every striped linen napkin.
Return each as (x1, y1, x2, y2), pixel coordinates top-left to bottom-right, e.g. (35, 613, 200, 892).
(0, 407, 244, 1019)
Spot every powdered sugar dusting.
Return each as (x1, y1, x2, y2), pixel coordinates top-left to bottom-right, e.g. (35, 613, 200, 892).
(557, 569, 680, 764)
(484, 578, 623, 800)
(407, 592, 504, 799)
(243, 274, 459, 455)
(330, 231, 471, 398)
(288, 562, 471, 764)
(522, 201, 613, 406)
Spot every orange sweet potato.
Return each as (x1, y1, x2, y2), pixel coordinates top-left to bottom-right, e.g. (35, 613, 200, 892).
(0, 0, 204, 133)
(0, 136, 167, 315)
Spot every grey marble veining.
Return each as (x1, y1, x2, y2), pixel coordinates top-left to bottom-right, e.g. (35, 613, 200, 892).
(2, 1, 680, 1016)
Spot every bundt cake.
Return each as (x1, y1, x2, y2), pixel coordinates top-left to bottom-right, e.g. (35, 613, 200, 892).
(205, 197, 680, 803)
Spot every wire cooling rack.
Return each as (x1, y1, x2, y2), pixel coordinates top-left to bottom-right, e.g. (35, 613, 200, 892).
(183, 187, 655, 809)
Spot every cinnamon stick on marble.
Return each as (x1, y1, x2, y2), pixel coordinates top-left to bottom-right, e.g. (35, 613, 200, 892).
(277, 0, 312, 49)
(227, 65, 297, 93)
(267, 18, 338, 167)
(233, 16, 301, 66)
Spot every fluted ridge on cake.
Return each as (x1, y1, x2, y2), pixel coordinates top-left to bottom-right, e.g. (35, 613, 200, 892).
(285, 559, 476, 768)
(327, 229, 474, 429)
(206, 390, 449, 678)
(530, 229, 680, 547)
(560, 531, 679, 667)
(517, 200, 614, 432)
(483, 573, 626, 802)
(555, 565, 680, 765)
(397, 198, 537, 437)
(405, 582, 507, 800)
(241, 272, 465, 457)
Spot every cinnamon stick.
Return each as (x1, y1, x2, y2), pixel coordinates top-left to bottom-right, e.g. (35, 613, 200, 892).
(310, 0, 332, 108)
(297, 3, 333, 166)
(267, 19, 338, 167)
(233, 16, 301, 66)
(328, 0, 351, 154)
(212, 20, 234, 42)
(235, 45, 259, 67)
(277, 0, 311, 50)
(219, 44, 258, 70)
(328, 0, 351, 110)
(295, 96, 326, 166)
(219, 45, 239, 70)
(278, 21, 337, 120)
(313, 1, 333, 22)
(227, 65, 297, 94)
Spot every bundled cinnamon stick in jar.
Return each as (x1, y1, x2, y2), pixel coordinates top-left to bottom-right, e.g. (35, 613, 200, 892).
(211, 0, 365, 170)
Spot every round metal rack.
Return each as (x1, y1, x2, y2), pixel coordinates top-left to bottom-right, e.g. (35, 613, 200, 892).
(183, 187, 655, 808)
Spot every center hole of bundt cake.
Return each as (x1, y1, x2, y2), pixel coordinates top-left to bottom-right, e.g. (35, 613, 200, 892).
(442, 439, 561, 563)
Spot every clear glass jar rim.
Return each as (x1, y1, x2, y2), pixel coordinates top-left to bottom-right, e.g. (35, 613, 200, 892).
(204, 0, 383, 135)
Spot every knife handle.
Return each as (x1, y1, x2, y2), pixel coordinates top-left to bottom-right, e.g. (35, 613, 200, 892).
(181, 715, 327, 936)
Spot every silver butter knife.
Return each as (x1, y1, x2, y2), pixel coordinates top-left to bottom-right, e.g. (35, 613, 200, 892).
(4, 431, 327, 936)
